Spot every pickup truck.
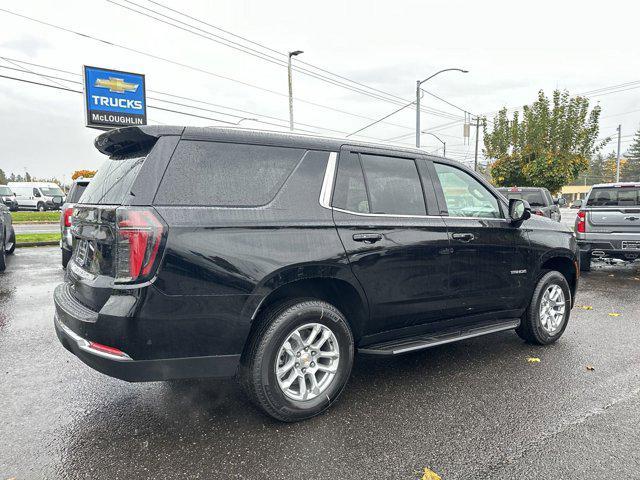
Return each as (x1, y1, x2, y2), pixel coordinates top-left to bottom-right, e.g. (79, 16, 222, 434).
(575, 182, 640, 271)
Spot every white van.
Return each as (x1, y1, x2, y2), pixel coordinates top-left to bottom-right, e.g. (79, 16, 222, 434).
(8, 182, 66, 211)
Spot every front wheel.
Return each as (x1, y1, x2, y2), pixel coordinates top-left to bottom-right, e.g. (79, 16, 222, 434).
(61, 248, 72, 268)
(37, 202, 45, 212)
(0, 236, 6, 272)
(241, 299, 354, 422)
(516, 271, 571, 345)
(5, 228, 15, 255)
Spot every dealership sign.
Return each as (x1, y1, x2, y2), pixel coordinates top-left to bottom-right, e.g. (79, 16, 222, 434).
(83, 66, 146, 129)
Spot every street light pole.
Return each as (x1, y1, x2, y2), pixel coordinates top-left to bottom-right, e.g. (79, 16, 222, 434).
(287, 50, 303, 131)
(415, 68, 468, 147)
(616, 124, 622, 182)
(422, 131, 446, 156)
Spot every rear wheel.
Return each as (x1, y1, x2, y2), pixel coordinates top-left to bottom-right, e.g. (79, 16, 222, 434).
(5, 228, 15, 255)
(240, 299, 354, 422)
(517, 271, 571, 345)
(37, 202, 45, 212)
(0, 235, 6, 272)
(61, 248, 72, 268)
(579, 252, 591, 272)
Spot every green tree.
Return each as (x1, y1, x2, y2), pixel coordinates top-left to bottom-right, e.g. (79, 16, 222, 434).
(0, 168, 7, 184)
(624, 127, 640, 181)
(483, 90, 607, 193)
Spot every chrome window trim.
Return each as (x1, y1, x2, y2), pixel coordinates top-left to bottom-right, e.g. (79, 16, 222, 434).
(319, 152, 337, 209)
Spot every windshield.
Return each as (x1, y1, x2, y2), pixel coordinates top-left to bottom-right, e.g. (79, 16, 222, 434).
(41, 187, 64, 196)
(0, 186, 12, 195)
(587, 187, 640, 207)
(500, 190, 547, 207)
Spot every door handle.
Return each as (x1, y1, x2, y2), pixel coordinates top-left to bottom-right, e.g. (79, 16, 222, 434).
(452, 232, 475, 242)
(353, 233, 383, 244)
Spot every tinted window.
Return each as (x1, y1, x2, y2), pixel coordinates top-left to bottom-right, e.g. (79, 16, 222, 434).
(360, 154, 426, 215)
(435, 163, 501, 218)
(80, 156, 146, 205)
(499, 189, 547, 207)
(68, 182, 89, 203)
(333, 152, 369, 213)
(587, 187, 640, 206)
(155, 141, 304, 206)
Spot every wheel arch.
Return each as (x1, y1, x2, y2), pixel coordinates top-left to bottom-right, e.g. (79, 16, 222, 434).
(244, 274, 369, 343)
(538, 252, 578, 305)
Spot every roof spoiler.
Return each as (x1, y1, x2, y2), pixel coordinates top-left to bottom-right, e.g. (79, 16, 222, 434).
(94, 126, 184, 157)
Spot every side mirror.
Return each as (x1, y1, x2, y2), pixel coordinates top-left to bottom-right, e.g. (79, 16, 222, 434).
(554, 197, 566, 206)
(509, 198, 531, 225)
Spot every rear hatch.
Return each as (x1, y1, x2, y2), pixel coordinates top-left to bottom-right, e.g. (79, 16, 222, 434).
(585, 185, 640, 234)
(67, 127, 177, 312)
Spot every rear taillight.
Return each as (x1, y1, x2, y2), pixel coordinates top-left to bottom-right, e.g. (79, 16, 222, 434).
(63, 207, 73, 227)
(576, 210, 586, 233)
(534, 210, 545, 216)
(115, 207, 166, 283)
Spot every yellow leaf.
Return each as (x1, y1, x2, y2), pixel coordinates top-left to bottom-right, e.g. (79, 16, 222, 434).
(527, 357, 541, 363)
(608, 313, 621, 317)
(586, 365, 595, 371)
(421, 468, 442, 480)
(578, 305, 593, 310)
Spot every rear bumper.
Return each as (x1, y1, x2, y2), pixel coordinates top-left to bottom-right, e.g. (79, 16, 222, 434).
(53, 284, 240, 382)
(577, 238, 640, 260)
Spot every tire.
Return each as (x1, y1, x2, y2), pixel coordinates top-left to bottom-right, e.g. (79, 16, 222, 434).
(5, 227, 15, 255)
(516, 271, 571, 345)
(37, 202, 45, 212)
(240, 299, 354, 422)
(0, 236, 6, 272)
(61, 248, 72, 268)
(579, 252, 591, 272)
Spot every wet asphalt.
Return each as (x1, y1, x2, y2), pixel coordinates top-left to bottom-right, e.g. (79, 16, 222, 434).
(1, 247, 639, 480)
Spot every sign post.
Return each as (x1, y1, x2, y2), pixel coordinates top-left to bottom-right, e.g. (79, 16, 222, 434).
(83, 66, 146, 130)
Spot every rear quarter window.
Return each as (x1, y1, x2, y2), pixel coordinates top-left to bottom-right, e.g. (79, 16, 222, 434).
(154, 141, 305, 206)
(79, 156, 146, 205)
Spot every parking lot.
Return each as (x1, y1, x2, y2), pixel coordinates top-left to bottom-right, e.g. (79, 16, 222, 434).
(1, 246, 639, 479)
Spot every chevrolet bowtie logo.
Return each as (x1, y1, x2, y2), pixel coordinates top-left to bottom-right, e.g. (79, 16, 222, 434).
(94, 77, 139, 94)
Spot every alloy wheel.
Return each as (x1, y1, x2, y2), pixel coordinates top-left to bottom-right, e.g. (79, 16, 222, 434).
(539, 284, 566, 334)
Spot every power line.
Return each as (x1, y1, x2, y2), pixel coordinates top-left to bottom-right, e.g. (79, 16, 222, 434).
(129, 0, 466, 120)
(0, 7, 452, 130)
(104, 0, 464, 123)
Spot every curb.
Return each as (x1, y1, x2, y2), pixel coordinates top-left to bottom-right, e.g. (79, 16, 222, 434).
(12, 221, 59, 225)
(16, 241, 59, 248)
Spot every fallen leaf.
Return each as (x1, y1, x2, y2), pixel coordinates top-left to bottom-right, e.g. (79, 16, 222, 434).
(421, 468, 442, 480)
(527, 357, 541, 363)
(608, 312, 621, 317)
(609, 274, 615, 277)
(578, 305, 593, 310)
(633, 277, 640, 281)
(586, 365, 595, 371)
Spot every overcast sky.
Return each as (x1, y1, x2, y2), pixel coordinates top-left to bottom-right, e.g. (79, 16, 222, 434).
(1, 0, 639, 182)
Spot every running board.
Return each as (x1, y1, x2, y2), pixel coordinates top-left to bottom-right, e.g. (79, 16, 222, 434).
(358, 319, 521, 355)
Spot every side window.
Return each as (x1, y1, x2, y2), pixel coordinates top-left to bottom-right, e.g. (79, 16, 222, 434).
(360, 154, 426, 215)
(33, 188, 41, 197)
(332, 152, 369, 213)
(155, 141, 304, 206)
(434, 163, 501, 219)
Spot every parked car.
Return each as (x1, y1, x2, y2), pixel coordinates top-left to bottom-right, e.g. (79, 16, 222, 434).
(575, 182, 640, 271)
(54, 126, 579, 422)
(497, 187, 564, 221)
(60, 177, 91, 268)
(8, 182, 65, 211)
(0, 202, 16, 272)
(570, 199, 583, 209)
(0, 185, 18, 211)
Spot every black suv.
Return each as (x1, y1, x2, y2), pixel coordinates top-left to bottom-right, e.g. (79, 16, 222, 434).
(54, 126, 579, 421)
(497, 187, 564, 222)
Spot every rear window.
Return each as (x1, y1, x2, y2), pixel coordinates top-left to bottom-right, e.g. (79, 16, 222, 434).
(499, 189, 547, 207)
(155, 141, 304, 206)
(67, 182, 89, 203)
(80, 156, 146, 205)
(587, 187, 640, 207)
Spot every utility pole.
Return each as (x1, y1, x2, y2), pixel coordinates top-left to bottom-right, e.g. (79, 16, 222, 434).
(287, 50, 303, 131)
(473, 116, 480, 172)
(616, 124, 622, 182)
